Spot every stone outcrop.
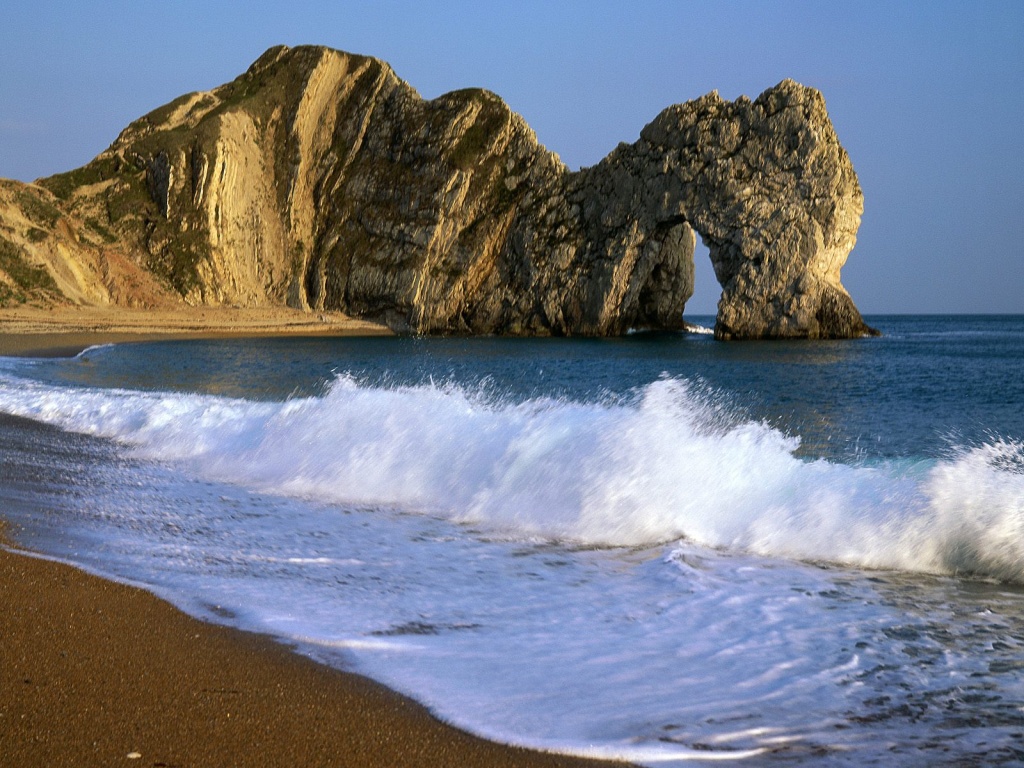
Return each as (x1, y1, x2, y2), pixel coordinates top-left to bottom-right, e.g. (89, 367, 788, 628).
(2, 44, 875, 338)
(0, 180, 174, 308)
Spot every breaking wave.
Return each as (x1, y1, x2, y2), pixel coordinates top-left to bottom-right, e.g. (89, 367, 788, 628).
(1, 372, 1023, 582)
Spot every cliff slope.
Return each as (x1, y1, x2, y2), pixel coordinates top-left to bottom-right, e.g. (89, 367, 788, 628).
(1, 45, 874, 339)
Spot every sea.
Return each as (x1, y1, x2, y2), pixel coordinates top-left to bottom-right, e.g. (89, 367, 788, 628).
(1, 314, 1023, 766)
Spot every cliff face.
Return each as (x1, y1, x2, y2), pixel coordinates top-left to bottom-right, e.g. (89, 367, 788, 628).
(0, 180, 173, 309)
(1, 45, 874, 339)
(630, 85, 869, 339)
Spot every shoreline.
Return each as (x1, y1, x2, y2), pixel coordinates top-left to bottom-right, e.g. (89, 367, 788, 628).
(0, 318, 630, 767)
(0, 305, 393, 357)
(0, 540, 625, 767)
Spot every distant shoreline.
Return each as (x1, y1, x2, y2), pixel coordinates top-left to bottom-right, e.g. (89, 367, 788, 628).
(7, 308, 1021, 360)
(0, 305, 392, 357)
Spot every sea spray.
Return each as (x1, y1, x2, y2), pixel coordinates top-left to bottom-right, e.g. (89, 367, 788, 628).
(914, 439, 1024, 581)
(1, 371, 1023, 583)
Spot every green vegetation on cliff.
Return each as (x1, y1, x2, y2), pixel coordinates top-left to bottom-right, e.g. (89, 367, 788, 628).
(0, 236, 59, 307)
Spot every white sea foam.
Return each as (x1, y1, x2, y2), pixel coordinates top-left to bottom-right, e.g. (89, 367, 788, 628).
(1, 373, 1023, 582)
(5, 365, 1024, 764)
(76, 343, 116, 357)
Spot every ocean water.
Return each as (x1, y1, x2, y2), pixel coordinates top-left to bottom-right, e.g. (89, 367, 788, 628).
(1, 314, 1024, 765)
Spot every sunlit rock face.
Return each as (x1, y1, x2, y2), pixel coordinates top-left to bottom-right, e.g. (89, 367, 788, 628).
(10, 45, 873, 338)
(633, 81, 874, 339)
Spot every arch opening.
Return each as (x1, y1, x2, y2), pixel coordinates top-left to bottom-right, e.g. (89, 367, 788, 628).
(685, 237, 721, 322)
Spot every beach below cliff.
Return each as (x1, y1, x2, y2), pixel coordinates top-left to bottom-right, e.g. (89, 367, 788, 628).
(0, 305, 392, 356)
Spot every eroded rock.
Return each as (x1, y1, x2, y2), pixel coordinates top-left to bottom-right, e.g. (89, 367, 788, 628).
(21, 44, 874, 338)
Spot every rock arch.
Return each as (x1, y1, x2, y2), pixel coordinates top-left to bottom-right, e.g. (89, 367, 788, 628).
(40, 46, 874, 340)
(548, 80, 875, 339)
(343, 72, 876, 339)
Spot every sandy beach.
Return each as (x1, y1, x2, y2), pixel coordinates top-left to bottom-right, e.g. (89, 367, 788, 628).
(0, 543, 627, 768)
(0, 312, 629, 768)
(0, 305, 392, 356)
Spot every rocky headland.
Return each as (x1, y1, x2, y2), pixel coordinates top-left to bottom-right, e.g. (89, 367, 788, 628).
(0, 45, 875, 339)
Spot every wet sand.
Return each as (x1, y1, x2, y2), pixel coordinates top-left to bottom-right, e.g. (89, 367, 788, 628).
(0, 312, 630, 768)
(0, 544, 625, 768)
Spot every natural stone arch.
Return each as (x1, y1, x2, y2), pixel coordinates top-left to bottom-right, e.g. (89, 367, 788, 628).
(370, 73, 875, 339)
(549, 80, 874, 339)
(43, 46, 873, 340)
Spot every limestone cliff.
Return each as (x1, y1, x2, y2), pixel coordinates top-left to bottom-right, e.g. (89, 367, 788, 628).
(2, 44, 875, 339)
(0, 180, 174, 309)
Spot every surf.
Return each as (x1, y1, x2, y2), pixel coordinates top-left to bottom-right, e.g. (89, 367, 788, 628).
(1, 371, 1022, 583)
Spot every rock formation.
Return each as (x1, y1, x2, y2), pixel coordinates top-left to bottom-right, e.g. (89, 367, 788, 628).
(0, 180, 172, 308)
(1, 44, 876, 339)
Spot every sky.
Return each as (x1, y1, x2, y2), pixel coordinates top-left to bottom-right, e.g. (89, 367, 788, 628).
(1, 1, 1021, 315)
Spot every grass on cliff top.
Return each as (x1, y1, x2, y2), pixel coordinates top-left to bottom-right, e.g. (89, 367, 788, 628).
(139, 91, 218, 131)
(40, 155, 124, 201)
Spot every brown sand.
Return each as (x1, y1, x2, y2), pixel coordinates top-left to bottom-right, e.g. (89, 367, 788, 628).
(0, 315, 631, 768)
(0, 305, 392, 357)
(0, 545, 627, 768)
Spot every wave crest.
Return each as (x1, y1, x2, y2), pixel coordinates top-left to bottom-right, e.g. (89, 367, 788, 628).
(1, 374, 1023, 581)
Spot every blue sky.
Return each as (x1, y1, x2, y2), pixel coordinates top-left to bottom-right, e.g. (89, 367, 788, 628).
(2, 0, 1021, 314)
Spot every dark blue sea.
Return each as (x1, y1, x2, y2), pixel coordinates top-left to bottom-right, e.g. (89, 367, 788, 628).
(2, 315, 1023, 765)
